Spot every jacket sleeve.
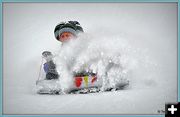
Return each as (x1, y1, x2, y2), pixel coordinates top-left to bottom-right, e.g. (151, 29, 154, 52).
(48, 61, 58, 74)
(43, 63, 49, 73)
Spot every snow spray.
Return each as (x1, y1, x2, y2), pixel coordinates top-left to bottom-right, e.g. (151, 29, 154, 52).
(54, 33, 158, 93)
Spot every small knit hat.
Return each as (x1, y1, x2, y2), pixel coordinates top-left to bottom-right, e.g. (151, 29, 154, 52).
(54, 21, 84, 41)
(42, 51, 52, 58)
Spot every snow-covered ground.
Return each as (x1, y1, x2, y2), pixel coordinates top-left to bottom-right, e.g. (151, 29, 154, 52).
(3, 3, 177, 114)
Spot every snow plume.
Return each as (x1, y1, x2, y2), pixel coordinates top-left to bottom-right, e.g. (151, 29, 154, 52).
(54, 33, 158, 93)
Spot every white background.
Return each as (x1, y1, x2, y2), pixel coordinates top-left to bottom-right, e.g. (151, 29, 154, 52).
(3, 3, 177, 114)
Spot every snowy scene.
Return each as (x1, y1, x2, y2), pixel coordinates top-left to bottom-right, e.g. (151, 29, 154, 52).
(3, 3, 177, 114)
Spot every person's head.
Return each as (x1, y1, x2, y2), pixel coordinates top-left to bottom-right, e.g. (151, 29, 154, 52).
(54, 21, 84, 43)
(42, 51, 53, 61)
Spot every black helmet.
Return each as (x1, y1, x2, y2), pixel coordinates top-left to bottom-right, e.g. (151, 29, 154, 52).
(54, 21, 84, 41)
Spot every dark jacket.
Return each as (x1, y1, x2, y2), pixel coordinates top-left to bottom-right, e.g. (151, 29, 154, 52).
(43, 60, 59, 80)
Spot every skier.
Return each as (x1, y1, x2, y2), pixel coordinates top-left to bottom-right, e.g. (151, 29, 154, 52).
(54, 21, 84, 43)
(42, 51, 59, 80)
